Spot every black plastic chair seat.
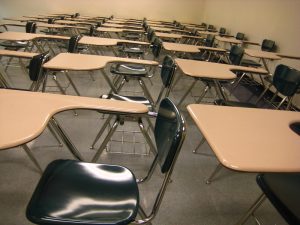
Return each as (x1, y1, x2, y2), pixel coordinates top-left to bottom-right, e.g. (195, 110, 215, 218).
(101, 93, 153, 111)
(119, 47, 144, 55)
(214, 99, 257, 108)
(110, 64, 147, 76)
(122, 34, 141, 40)
(26, 159, 139, 225)
(241, 58, 262, 67)
(257, 173, 300, 225)
(40, 29, 59, 35)
(0, 41, 28, 49)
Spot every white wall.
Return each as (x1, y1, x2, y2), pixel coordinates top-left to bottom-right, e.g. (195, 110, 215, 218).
(201, 0, 300, 106)
(0, 0, 204, 22)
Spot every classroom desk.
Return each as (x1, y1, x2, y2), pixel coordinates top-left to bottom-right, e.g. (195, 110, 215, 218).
(185, 25, 204, 29)
(0, 89, 148, 150)
(54, 19, 94, 26)
(0, 49, 39, 87)
(79, 36, 149, 46)
(146, 23, 175, 28)
(150, 26, 190, 34)
(0, 31, 70, 42)
(151, 26, 173, 32)
(187, 104, 300, 172)
(277, 54, 300, 60)
(78, 36, 149, 55)
(0, 49, 38, 58)
(175, 58, 267, 105)
(0, 89, 148, 171)
(146, 20, 173, 25)
(42, 52, 158, 94)
(102, 23, 143, 30)
(0, 31, 69, 55)
(197, 31, 219, 36)
(155, 32, 183, 40)
(70, 18, 103, 23)
(215, 35, 243, 45)
(96, 27, 144, 35)
(244, 49, 282, 74)
(106, 20, 142, 26)
(110, 18, 143, 23)
(163, 42, 226, 54)
(3, 17, 39, 22)
(163, 42, 200, 53)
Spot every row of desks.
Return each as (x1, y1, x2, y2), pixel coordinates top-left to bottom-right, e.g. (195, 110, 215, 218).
(1, 88, 299, 173)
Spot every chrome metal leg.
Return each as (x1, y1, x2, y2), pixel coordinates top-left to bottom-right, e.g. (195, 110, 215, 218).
(192, 137, 206, 153)
(134, 206, 153, 225)
(138, 118, 157, 155)
(47, 124, 63, 147)
(4, 57, 14, 72)
(286, 97, 293, 110)
(52, 74, 67, 95)
(234, 193, 266, 225)
(42, 72, 49, 92)
(137, 156, 158, 183)
(91, 118, 120, 163)
(145, 117, 155, 133)
(65, 71, 80, 96)
(254, 83, 272, 105)
(138, 78, 155, 106)
(49, 118, 84, 161)
(177, 79, 198, 106)
(195, 85, 210, 104)
(155, 86, 165, 107)
(230, 73, 246, 94)
(0, 71, 10, 88)
(206, 163, 223, 184)
(88, 71, 95, 81)
(171, 70, 182, 91)
(100, 69, 118, 93)
(90, 114, 114, 149)
(276, 96, 287, 109)
(22, 144, 43, 174)
(214, 80, 228, 101)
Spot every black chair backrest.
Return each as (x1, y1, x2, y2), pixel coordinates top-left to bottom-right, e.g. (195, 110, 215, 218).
(201, 23, 207, 29)
(151, 37, 162, 58)
(261, 39, 276, 52)
(147, 27, 155, 42)
(67, 35, 81, 53)
(26, 22, 37, 33)
(236, 32, 245, 40)
(154, 98, 186, 173)
(96, 22, 102, 27)
(190, 29, 198, 36)
(47, 18, 56, 24)
(257, 173, 300, 225)
(207, 24, 214, 31)
(219, 27, 226, 35)
(273, 64, 300, 96)
(29, 52, 51, 82)
(204, 34, 215, 47)
(229, 45, 244, 65)
(179, 24, 185, 30)
(88, 25, 96, 36)
(161, 55, 176, 88)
